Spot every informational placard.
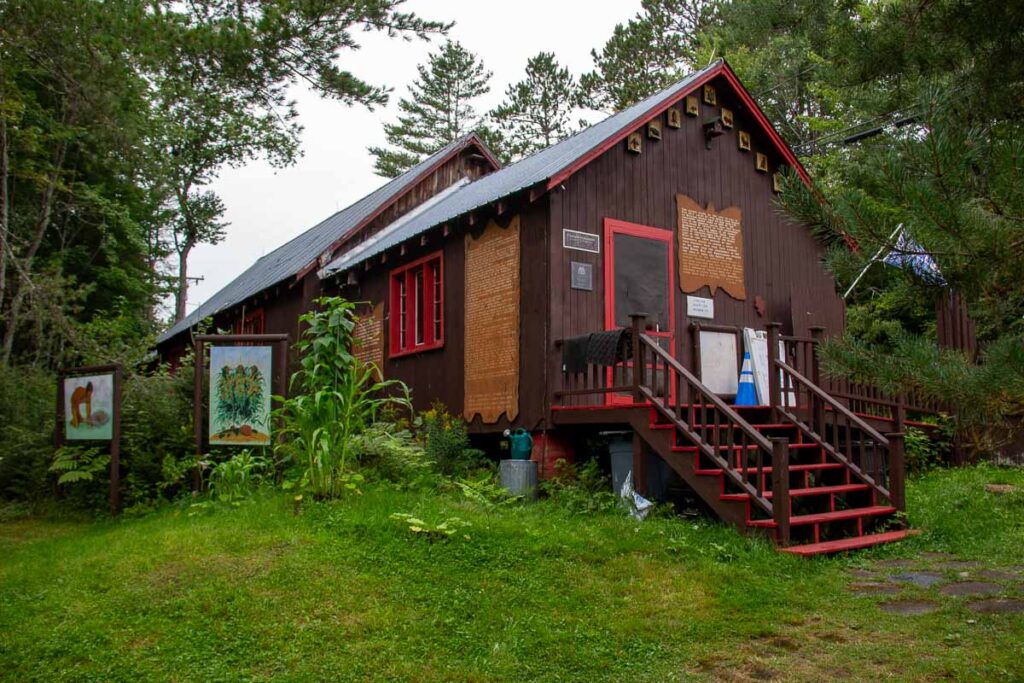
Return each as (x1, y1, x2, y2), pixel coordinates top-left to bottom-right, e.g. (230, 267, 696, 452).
(570, 261, 593, 291)
(63, 372, 115, 441)
(676, 194, 746, 300)
(464, 216, 520, 423)
(352, 302, 384, 373)
(687, 295, 715, 319)
(209, 345, 273, 445)
(562, 228, 600, 253)
(699, 330, 738, 396)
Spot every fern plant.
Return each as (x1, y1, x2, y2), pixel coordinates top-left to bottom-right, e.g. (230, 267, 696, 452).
(49, 447, 110, 485)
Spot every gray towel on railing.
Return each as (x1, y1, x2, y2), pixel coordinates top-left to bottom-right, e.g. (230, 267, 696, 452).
(586, 329, 633, 366)
(562, 335, 591, 374)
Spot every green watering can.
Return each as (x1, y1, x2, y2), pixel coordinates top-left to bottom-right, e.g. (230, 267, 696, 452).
(504, 428, 534, 461)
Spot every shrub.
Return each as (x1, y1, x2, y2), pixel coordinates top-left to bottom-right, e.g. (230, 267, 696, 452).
(419, 403, 488, 477)
(0, 355, 197, 510)
(350, 423, 433, 485)
(540, 459, 619, 515)
(0, 364, 55, 501)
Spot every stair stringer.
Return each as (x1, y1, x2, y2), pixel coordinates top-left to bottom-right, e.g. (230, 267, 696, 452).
(626, 410, 774, 540)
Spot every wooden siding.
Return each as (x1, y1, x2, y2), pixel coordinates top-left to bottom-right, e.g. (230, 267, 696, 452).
(328, 196, 549, 432)
(548, 74, 845, 411)
(332, 149, 494, 256)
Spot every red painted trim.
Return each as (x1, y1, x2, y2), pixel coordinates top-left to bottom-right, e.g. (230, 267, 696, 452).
(546, 60, 810, 192)
(603, 218, 676, 407)
(296, 135, 499, 282)
(388, 250, 445, 359)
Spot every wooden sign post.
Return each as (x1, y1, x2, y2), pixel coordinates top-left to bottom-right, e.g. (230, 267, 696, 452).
(56, 364, 123, 515)
(192, 334, 289, 490)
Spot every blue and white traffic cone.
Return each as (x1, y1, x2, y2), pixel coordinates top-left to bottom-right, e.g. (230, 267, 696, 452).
(735, 352, 758, 406)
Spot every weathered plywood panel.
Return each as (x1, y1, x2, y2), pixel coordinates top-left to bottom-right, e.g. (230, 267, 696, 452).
(464, 215, 520, 423)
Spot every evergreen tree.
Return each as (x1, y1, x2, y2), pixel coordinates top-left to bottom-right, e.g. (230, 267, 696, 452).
(491, 53, 582, 160)
(369, 41, 492, 178)
(580, 0, 720, 112)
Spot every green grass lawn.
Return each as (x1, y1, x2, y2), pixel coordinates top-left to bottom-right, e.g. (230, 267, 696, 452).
(2, 465, 1023, 682)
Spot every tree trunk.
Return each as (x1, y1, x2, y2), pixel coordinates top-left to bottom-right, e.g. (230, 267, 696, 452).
(174, 238, 194, 322)
(0, 116, 9, 318)
(0, 143, 65, 365)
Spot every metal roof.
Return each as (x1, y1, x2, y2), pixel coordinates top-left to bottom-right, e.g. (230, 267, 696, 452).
(320, 61, 723, 277)
(157, 134, 488, 344)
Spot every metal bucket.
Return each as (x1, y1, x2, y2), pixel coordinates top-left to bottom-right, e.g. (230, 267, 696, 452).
(500, 459, 538, 500)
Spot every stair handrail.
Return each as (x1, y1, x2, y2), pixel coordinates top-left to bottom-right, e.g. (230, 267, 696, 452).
(629, 315, 778, 520)
(768, 333, 904, 510)
(776, 360, 891, 448)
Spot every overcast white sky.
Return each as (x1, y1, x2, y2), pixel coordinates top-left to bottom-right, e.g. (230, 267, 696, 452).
(184, 0, 641, 313)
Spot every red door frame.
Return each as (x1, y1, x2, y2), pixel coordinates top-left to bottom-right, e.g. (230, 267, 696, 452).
(603, 218, 676, 406)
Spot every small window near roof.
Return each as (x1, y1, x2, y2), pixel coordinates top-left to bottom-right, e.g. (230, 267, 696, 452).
(390, 251, 444, 357)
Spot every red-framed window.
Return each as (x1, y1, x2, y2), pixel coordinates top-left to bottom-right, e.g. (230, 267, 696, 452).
(234, 308, 265, 335)
(389, 251, 444, 357)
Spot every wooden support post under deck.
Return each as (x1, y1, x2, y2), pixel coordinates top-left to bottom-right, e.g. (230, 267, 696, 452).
(887, 431, 906, 513)
(632, 431, 648, 497)
(771, 438, 791, 546)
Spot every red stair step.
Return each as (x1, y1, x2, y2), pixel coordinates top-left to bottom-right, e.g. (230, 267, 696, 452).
(720, 483, 870, 501)
(672, 423, 794, 430)
(694, 462, 845, 476)
(780, 529, 913, 556)
(748, 505, 897, 527)
(671, 442, 819, 452)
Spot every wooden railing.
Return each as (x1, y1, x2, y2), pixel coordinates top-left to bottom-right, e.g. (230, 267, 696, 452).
(778, 326, 945, 422)
(768, 323, 905, 511)
(555, 315, 792, 539)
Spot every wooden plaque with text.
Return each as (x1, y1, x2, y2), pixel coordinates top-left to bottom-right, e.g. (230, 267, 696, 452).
(676, 194, 746, 300)
(352, 302, 384, 374)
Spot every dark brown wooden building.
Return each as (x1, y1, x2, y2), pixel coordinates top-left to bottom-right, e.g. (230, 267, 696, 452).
(160, 60, 919, 555)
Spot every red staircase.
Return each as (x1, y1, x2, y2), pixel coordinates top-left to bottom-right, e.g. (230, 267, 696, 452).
(640, 403, 908, 554)
(554, 316, 911, 556)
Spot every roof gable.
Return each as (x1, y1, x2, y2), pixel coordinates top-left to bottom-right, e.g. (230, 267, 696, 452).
(158, 133, 499, 345)
(323, 59, 809, 277)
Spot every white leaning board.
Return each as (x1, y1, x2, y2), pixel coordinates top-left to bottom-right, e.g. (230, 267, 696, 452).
(742, 328, 795, 407)
(699, 330, 738, 396)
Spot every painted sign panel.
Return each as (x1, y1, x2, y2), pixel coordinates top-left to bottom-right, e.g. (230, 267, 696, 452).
(64, 373, 114, 440)
(209, 345, 272, 446)
(562, 228, 601, 253)
(699, 330, 738, 396)
(676, 194, 746, 300)
(687, 295, 715, 319)
(743, 328, 795, 407)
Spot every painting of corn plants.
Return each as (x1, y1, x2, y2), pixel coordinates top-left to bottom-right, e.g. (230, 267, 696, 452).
(209, 346, 272, 446)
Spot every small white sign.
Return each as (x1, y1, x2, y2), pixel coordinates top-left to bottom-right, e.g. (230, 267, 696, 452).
(562, 229, 601, 253)
(687, 296, 715, 319)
